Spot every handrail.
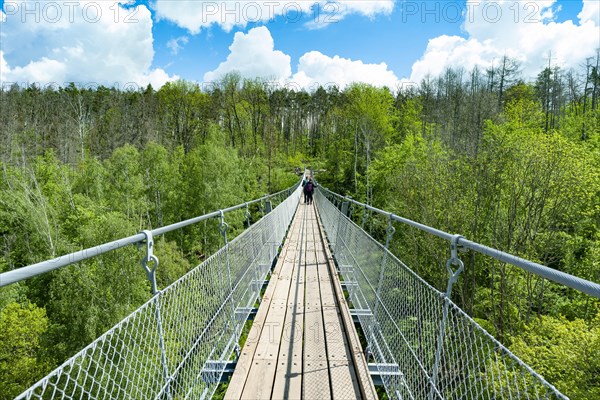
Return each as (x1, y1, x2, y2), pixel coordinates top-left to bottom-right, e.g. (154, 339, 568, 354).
(0, 184, 299, 288)
(318, 185, 600, 299)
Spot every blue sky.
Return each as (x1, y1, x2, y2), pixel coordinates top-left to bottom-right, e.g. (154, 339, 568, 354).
(1, 1, 599, 89)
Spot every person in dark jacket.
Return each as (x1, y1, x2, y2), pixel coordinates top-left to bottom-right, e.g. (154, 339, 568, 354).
(302, 177, 308, 203)
(304, 177, 314, 205)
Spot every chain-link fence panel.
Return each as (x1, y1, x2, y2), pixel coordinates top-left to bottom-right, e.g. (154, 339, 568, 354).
(16, 185, 302, 400)
(314, 188, 567, 400)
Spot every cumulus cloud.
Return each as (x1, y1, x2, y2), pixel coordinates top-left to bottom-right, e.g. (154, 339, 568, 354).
(0, 1, 177, 88)
(408, 0, 600, 83)
(578, 0, 600, 25)
(0, 52, 11, 83)
(204, 26, 399, 89)
(203, 26, 291, 83)
(152, 0, 394, 33)
(292, 51, 399, 89)
(167, 36, 189, 55)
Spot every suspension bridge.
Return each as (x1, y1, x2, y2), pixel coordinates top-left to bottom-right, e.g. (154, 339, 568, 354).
(2, 174, 599, 400)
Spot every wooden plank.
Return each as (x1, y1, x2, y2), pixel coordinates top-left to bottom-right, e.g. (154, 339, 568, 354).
(271, 234, 305, 400)
(253, 261, 293, 361)
(315, 220, 362, 400)
(241, 211, 301, 399)
(251, 305, 287, 361)
(239, 205, 311, 399)
(225, 205, 301, 400)
(314, 206, 379, 400)
(225, 267, 286, 398)
(302, 214, 331, 400)
(241, 360, 277, 400)
(229, 201, 378, 400)
(322, 305, 362, 399)
(302, 306, 331, 400)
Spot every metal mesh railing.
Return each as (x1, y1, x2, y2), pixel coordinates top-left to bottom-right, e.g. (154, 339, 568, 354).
(314, 188, 568, 400)
(16, 185, 302, 400)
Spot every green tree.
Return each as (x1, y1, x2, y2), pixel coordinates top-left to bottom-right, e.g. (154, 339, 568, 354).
(510, 312, 600, 400)
(157, 80, 212, 152)
(0, 302, 50, 399)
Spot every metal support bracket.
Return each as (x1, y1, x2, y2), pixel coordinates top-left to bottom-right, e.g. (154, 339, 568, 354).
(219, 210, 229, 245)
(444, 234, 465, 297)
(361, 205, 369, 229)
(244, 203, 251, 227)
(341, 200, 350, 217)
(368, 363, 402, 386)
(141, 230, 159, 295)
(384, 214, 396, 250)
(201, 360, 237, 385)
(430, 234, 465, 399)
(265, 200, 272, 214)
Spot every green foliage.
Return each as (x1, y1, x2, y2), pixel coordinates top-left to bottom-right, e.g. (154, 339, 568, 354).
(154, 238, 191, 289)
(510, 312, 600, 400)
(46, 209, 150, 360)
(104, 145, 147, 222)
(1, 65, 599, 398)
(0, 302, 50, 399)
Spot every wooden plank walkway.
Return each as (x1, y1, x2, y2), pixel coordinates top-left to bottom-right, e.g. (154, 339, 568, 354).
(225, 202, 378, 400)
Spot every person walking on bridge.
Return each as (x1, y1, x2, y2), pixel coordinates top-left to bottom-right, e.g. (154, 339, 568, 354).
(303, 176, 315, 205)
(302, 176, 308, 203)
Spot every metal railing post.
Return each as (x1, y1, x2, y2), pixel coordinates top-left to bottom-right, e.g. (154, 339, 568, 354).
(429, 234, 464, 399)
(244, 203, 251, 228)
(140, 230, 172, 400)
(219, 211, 240, 358)
(361, 205, 369, 230)
(265, 200, 272, 214)
(367, 215, 396, 362)
(334, 199, 350, 255)
(341, 200, 350, 217)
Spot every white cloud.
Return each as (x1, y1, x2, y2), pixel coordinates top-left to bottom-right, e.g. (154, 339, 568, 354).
(0, 1, 177, 88)
(203, 26, 291, 83)
(343, 0, 394, 16)
(408, 0, 600, 83)
(138, 68, 177, 89)
(0, 52, 10, 83)
(152, 0, 394, 33)
(578, 0, 600, 25)
(409, 35, 502, 84)
(167, 36, 189, 55)
(5, 57, 68, 84)
(292, 51, 399, 89)
(204, 26, 399, 89)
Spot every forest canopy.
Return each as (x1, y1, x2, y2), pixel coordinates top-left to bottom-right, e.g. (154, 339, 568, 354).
(1, 55, 600, 399)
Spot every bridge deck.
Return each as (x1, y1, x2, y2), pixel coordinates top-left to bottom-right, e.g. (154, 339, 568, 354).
(225, 202, 377, 400)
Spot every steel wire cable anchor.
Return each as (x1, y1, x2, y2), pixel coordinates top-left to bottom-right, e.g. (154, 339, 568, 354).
(384, 214, 396, 250)
(361, 205, 369, 229)
(430, 234, 465, 399)
(367, 214, 396, 361)
(245, 202, 251, 228)
(219, 210, 229, 245)
(141, 230, 170, 396)
(444, 234, 465, 297)
(141, 230, 160, 295)
(219, 210, 240, 357)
